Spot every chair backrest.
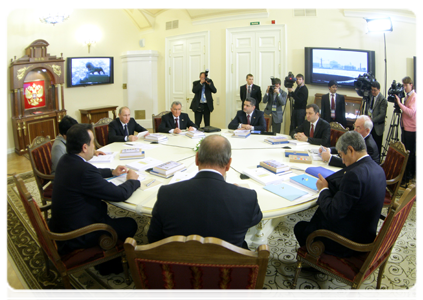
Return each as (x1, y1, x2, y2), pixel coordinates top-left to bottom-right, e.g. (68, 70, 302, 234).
(124, 235, 270, 289)
(359, 184, 416, 281)
(93, 117, 113, 148)
(13, 175, 60, 265)
(27, 135, 53, 187)
(263, 113, 272, 132)
(381, 141, 409, 195)
(329, 122, 348, 147)
(152, 111, 170, 133)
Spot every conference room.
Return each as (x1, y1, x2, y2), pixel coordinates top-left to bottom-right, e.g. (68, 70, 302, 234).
(6, 4, 417, 296)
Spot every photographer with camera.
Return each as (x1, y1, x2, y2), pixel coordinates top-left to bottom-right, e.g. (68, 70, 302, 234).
(288, 74, 309, 133)
(190, 70, 217, 127)
(394, 76, 416, 186)
(364, 81, 387, 155)
(263, 77, 287, 133)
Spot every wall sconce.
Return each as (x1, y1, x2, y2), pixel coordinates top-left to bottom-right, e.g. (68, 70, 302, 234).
(365, 17, 393, 33)
(77, 25, 102, 53)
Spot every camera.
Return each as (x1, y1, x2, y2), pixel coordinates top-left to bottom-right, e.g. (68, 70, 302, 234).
(284, 72, 296, 89)
(387, 80, 405, 112)
(354, 72, 376, 101)
(204, 69, 211, 83)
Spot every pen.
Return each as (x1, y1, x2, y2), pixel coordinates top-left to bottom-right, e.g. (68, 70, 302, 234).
(146, 179, 156, 187)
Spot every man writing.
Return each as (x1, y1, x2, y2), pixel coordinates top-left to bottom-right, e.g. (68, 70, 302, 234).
(158, 101, 197, 133)
(294, 131, 386, 257)
(228, 97, 266, 132)
(147, 135, 262, 249)
(290, 104, 331, 147)
(108, 106, 149, 143)
(320, 80, 346, 128)
(49, 124, 140, 272)
(240, 74, 262, 110)
(320, 115, 379, 168)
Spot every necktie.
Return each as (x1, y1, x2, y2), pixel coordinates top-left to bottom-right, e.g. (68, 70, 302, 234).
(247, 114, 250, 125)
(247, 85, 251, 98)
(124, 124, 129, 136)
(331, 94, 335, 110)
(310, 124, 314, 138)
(175, 118, 179, 129)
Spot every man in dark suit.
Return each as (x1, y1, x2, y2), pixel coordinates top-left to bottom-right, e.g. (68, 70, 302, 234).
(288, 74, 309, 133)
(294, 131, 386, 257)
(190, 71, 217, 127)
(158, 101, 197, 133)
(147, 135, 262, 250)
(228, 97, 266, 132)
(365, 81, 387, 155)
(49, 123, 140, 257)
(290, 104, 331, 147)
(240, 74, 262, 110)
(320, 115, 380, 168)
(320, 80, 347, 128)
(108, 106, 149, 143)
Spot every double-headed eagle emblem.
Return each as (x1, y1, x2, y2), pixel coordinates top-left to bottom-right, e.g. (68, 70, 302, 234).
(25, 83, 44, 106)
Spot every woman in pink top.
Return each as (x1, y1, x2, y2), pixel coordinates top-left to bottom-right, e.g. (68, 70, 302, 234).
(395, 76, 416, 184)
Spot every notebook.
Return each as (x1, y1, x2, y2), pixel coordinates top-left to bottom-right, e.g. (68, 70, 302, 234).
(289, 174, 318, 193)
(305, 166, 335, 179)
(264, 183, 308, 201)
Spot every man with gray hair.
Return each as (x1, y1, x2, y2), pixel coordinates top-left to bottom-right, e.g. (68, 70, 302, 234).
(158, 101, 197, 133)
(148, 135, 262, 249)
(294, 131, 386, 257)
(320, 115, 380, 168)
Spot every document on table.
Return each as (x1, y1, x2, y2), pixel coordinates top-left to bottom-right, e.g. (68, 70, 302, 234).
(126, 157, 163, 172)
(89, 153, 116, 164)
(168, 171, 197, 184)
(124, 142, 158, 150)
(107, 172, 146, 186)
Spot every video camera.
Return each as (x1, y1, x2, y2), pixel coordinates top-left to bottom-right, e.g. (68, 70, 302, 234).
(204, 69, 211, 83)
(354, 72, 376, 101)
(387, 80, 405, 112)
(284, 71, 297, 89)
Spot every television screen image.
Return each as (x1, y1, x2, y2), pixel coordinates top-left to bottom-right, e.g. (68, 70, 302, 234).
(66, 57, 114, 87)
(305, 48, 375, 87)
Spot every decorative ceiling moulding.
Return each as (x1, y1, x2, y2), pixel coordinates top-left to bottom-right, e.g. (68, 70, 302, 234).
(191, 10, 269, 26)
(293, 9, 317, 17)
(343, 9, 416, 24)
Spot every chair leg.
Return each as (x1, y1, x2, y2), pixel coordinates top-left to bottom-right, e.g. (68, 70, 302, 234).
(121, 254, 131, 285)
(62, 274, 73, 289)
(376, 260, 389, 289)
(291, 260, 303, 289)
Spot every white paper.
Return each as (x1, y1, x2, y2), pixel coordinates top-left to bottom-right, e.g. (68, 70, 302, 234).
(137, 131, 149, 138)
(168, 171, 197, 185)
(88, 153, 115, 164)
(126, 157, 163, 172)
(108, 172, 146, 186)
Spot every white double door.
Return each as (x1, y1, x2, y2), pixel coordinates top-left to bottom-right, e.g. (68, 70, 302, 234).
(166, 32, 209, 120)
(226, 25, 286, 126)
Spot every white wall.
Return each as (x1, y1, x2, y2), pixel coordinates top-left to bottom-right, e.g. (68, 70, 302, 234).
(6, 8, 416, 151)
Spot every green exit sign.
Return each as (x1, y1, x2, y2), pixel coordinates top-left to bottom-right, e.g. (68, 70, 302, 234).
(250, 22, 260, 25)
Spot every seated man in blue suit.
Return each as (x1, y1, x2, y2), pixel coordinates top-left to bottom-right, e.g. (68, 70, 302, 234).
(228, 97, 266, 132)
(108, 106, 150, 143)
(147, 135, 262, 250)
(294, 131, 386, 257)
(158, 101, 197, 133)
(290, 103, 331, 147)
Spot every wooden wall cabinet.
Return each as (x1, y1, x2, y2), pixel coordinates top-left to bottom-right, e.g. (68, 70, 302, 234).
(9, 39, 66, 154)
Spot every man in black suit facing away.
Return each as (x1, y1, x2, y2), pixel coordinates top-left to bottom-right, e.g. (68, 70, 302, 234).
(158, 101, 197, 133)
(290, 104, 331, 147)
(294, 131, 386, 257)
(228, 97, 266, 132)
(148, 135, 262, 250)
(320, 80, 347, 128)
(320, 115, 380, 168)
(190, 71, 217, 127)
(108, 106, 149, 143)
(240, 74, 262, 110)
(49, 124, 140, 273)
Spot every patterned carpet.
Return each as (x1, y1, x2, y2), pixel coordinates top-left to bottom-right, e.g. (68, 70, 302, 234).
(7, 172, 416, 292)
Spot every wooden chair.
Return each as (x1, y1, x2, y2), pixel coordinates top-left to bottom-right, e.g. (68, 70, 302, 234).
(292, 184, 416, 289)
(263, 113, 272, 132)
(329, 122, 348, 147)
(124, 235, 270, 289)
(152, 111, 170, 133)
(13, 174, 130, 289)
(92, 117, 113, 148)
(27, 136, 54, 215)
(380, 141, 409, 209)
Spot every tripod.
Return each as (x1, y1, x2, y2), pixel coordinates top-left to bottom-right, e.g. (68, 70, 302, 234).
(380, 108, 401, 161)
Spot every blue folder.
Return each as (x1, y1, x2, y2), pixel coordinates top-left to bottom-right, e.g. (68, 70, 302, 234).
(289, 174, 318, 192)
(264, 183, 308, 201)
(305, 166, 335, 179)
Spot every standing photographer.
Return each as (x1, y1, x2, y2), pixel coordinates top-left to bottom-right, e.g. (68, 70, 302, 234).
(288, 74, 309, 133)
(263, 78, 287, 133)
(394, 76, 416, 185)
(366, 81, 387, 155)
(190, 71, 217, 127)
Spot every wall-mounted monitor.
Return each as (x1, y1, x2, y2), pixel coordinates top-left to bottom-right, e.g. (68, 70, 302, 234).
(305, 47, 376, 87)
(66, 57, 114, 88)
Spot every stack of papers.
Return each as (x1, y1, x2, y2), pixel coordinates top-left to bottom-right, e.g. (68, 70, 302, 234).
(145, 134, 168, 143)
(264, 136, 289, 145)
(233, 129, 251, 138)
(186, 131, 205, 139)
(289, 140, 310, 146)
(152, 161, 185, 176)
(137, 131, 149, 138)
(119, 148, 145, 160)
(89, 153, 115, 164)
(264, 183, 308, 201)
(126, 157, 163, 172)
(242, 168, 284, 186)
(259, 160, 290, 174)
(107, 171, 146, 186)
(289, 174, 318, 193)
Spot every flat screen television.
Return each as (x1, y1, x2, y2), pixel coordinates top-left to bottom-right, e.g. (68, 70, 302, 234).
(304, 47, 375, 87)
(66, 57, 114, 87)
